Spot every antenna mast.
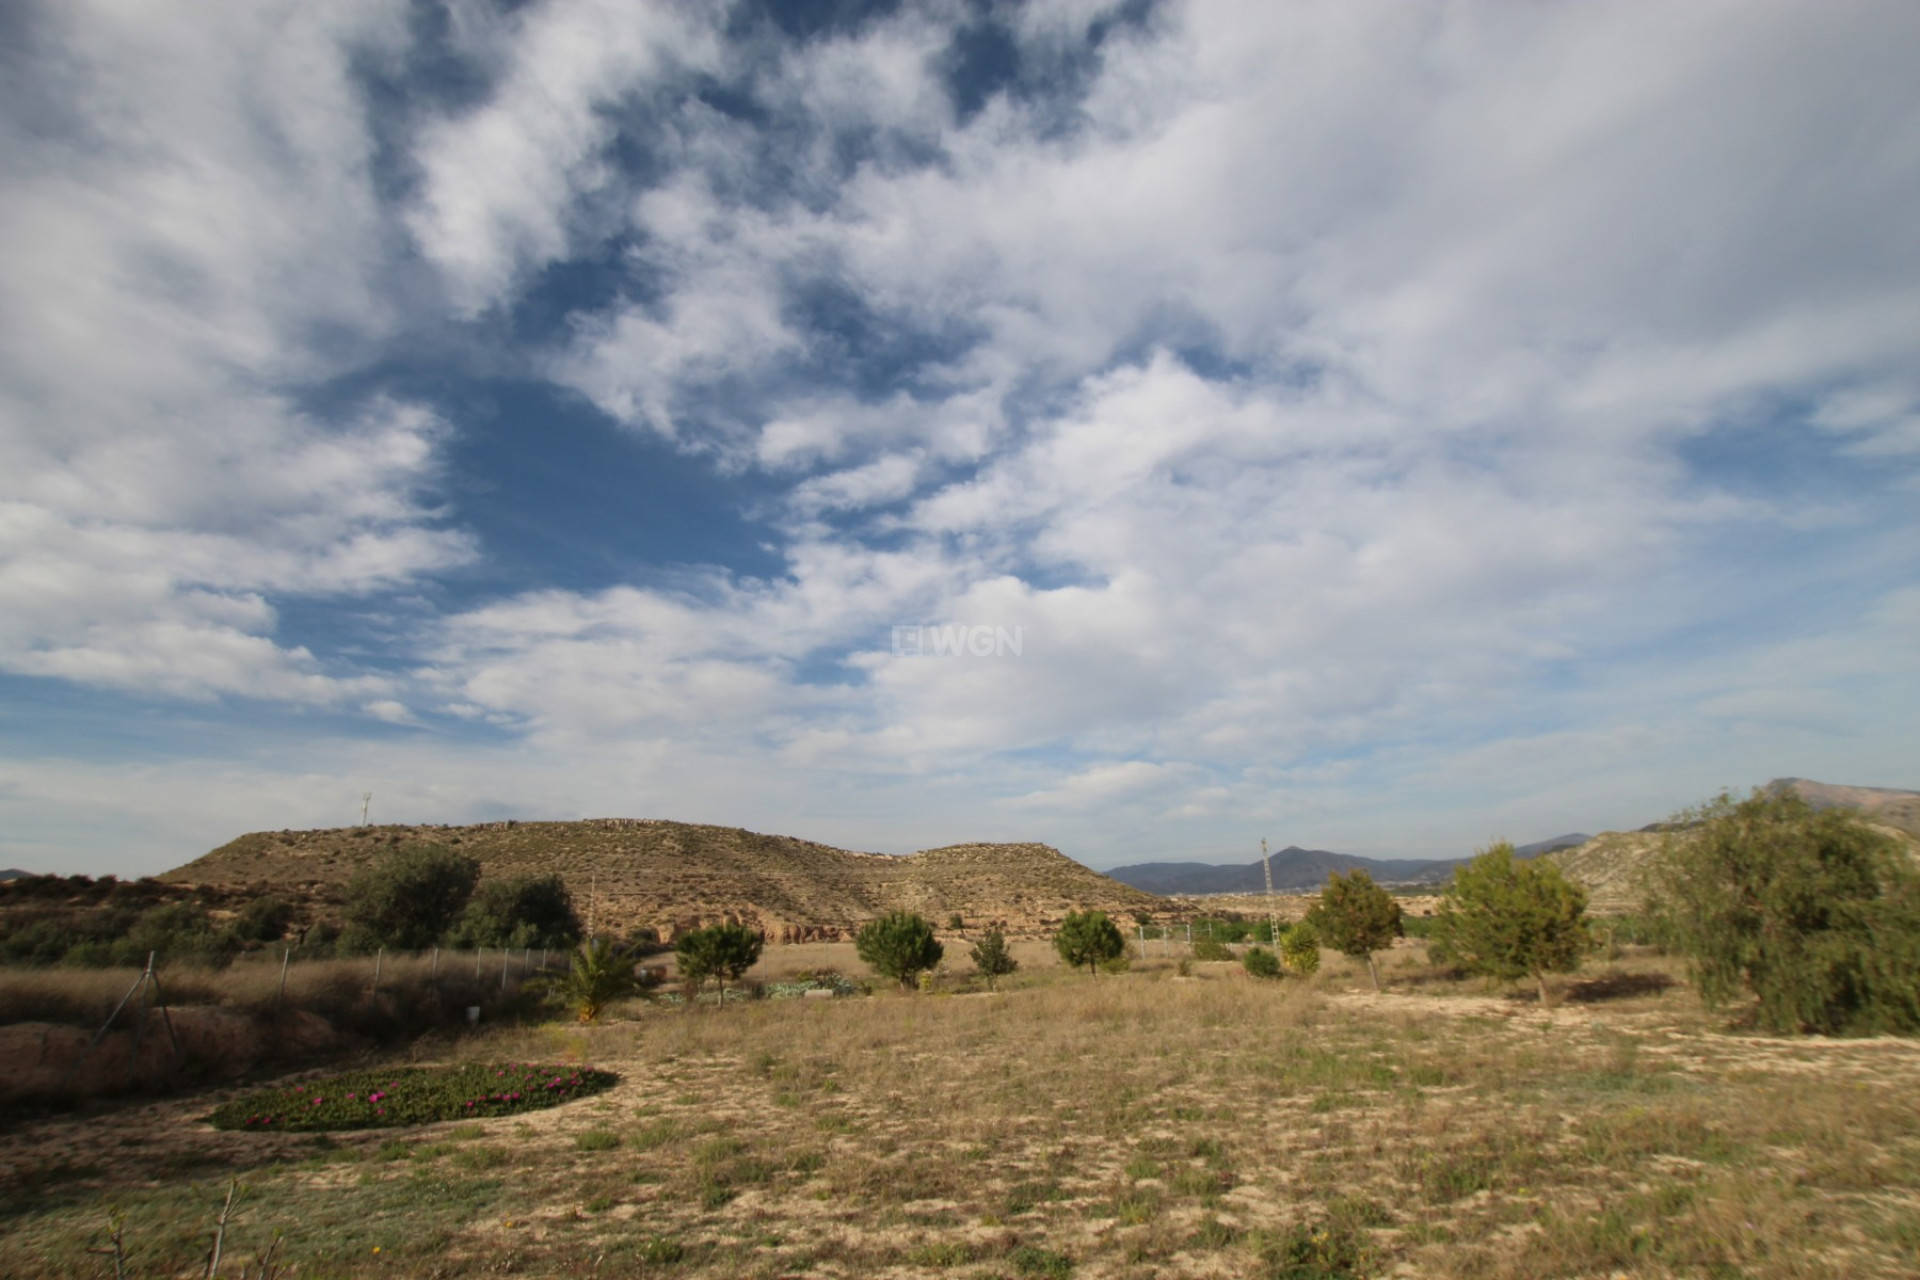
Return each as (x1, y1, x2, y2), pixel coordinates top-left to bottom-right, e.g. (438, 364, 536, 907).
(360, 792, 372, 827)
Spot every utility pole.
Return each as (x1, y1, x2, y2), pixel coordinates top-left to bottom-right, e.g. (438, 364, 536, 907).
(360, 792, 372, 827)
(1261, 837, 1280, 947)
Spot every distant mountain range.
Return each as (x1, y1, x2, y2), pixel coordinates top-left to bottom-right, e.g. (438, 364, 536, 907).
(0, 869, 31, 881)
(1105, 834, 1591, 896)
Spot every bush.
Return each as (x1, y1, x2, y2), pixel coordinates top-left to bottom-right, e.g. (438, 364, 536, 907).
(1647, 789, 1920, 1034)
(1191, 937, 1235, 962)
(1280, 922, 1321, 976)
(855, 911, 943, 991)
(1305, 871, 1402, 991)
(447, 874, 581, 950)
(343, 844, 479, 950)
(968, 927, 1018, 990)
(229, 896, 294, 944)
(1054, 910, 1126, 975)
(1243, 947, 1282, 979)
(205, 1063, 618, 1132)
(675, 921, 764, 1005)
(1429, 842, 1589, 1004)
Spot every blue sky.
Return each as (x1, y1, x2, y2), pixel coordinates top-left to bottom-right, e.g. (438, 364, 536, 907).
(3, 0, 1918, 877)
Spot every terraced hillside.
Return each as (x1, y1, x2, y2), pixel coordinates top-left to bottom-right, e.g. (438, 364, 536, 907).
(161, 820, 1166, 942)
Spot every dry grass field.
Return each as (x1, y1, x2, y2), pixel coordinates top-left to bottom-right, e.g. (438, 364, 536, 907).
(5, 944, 1920, 1279)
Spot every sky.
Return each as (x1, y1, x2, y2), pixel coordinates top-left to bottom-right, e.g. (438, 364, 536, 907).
(3, 0, 1918, 878)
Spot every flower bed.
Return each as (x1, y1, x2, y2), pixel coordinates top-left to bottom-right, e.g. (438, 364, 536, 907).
(205, 1062, 618, 1132)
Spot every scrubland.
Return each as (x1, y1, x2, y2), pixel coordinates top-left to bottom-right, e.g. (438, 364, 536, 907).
(4, 944, 1919, 1279)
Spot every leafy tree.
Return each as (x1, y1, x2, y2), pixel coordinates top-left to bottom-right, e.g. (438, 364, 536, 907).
(447, 874, 581, 950)
(674, 921, 764, 1008)
(343, 844, 479, 950)
(545, 937, 640, 1023)
(1429, 842, 1589, 1004)
(1243, 946, 1281, 979)
(968, 927, 1018, 991)
(1053, 909, 1126, 976)
(1305, 870, 1403, 992)
(855, 911, 944, 991)
(1646, 789, 1920, 1034)
(1280, 921, 1322, 976)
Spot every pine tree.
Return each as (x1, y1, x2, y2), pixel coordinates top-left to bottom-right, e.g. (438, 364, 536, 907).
(1053, 909, 1126, 975)
(968, 927, 1018, 991)
(1430, 842, 1589, 1005)
(855, 911, 944, 991)
(1305, 870, 1403, 991)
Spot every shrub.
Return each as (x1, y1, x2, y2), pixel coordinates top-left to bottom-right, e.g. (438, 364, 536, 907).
(1305, 871, 1403, 991)
(675, 921, 764, 1006)
(1192, 936, 1235, 962)
(343, 844, 479, 950)
(855, 911, 943, 991)
(1243, 947, 1282, 979)
(1646, 789, 1920, 1034)
(447, 874, 581, 950)
(205, 1062, 618, 1131)
(1054, 910, 1126, 975)
(1281, 922, 1322, 976)
(228, 896, 294, 944)
(968, 927, 1018, 990)
(1429, 842, 1589, 1004)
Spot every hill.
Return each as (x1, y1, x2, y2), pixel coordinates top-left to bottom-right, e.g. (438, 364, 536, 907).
(1768, 778, 1920, 839)
(160, 819, 1165, 942)
(1106, 846, 1466, 895)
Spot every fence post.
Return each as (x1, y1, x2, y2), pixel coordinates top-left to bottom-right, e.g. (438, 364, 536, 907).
(277, 947, 291, 1007)
(475, 947, 483, 979)
(429, 946, 439, 983)
(500, 948, 510, 989)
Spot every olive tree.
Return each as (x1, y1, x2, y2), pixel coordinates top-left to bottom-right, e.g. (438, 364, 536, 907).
(1647, 789, 1920, 1034)
(1053, 909, 1126, 975)
(1305, 870, 1403, 991)
(1429, 842, 1589, 1005)
(856, 911, 944, 990)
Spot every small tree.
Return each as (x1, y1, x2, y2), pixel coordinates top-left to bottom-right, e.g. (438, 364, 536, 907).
(1243, 946, 1281, 979)
(1306, 870, 1403, 992)
(1280, 921, 1322, 976)
(344, 843, 480, 950)
(1054, 909, 1126, 976)
(968, 927, 1018, 991)
(1429, 842, 1589, 1005)
(1647, 789, 1920, 1034)
(856, 911, 944, 991)
(547, 937, 639, 1023)
(675, 922, 764, 1009)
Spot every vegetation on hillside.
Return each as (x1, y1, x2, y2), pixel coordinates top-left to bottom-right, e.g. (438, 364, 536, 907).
(855, 911, 944, 990)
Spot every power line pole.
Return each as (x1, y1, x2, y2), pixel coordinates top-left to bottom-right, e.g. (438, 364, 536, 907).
(1261, 837, 1280, 947)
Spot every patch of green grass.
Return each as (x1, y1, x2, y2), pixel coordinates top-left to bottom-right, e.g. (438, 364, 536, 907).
(574, 1129, 621, 1152)
(908, 1241, 974, 1266)
(1009, 1244, 1073, 1277)
(205, 1063, 617, 1132)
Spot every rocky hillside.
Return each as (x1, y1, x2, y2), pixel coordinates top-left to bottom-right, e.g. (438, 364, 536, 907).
(161, 819, 1166, 942)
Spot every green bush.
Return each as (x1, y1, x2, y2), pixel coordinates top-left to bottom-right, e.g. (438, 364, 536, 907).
(1191, 936, 1235, 962)
(206, 1062, 618, 1132)
(855, 911, 943, 990)
(228, 896, 294, 944)
(1647, 789, 1920, 1034)
(1430, 843, 1589, 1004)
(1054, 910, 1126, 975)
(447, 874, 581, 950)
(1243, 947, 1282, 979)
(968, 927, 1018, 990)
(1306, 871, 1403, 992)
(343, 843, 480, 950)
(1281, 922, 1322, 976)
(544, 937, 641, 1022)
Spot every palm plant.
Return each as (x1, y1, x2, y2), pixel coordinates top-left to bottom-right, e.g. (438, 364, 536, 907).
(546, 937, 638, 1023)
